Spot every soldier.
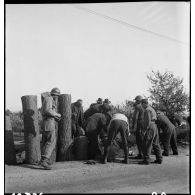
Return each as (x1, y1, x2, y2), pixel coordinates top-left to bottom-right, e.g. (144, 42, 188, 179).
(71, 99, 85, 138)
(39, 87, 61, 170)
(139, 99, 162, 165)
(102, 113, 130, 164)
(156, 111, 178, 156)
(132, 95, 144, 159)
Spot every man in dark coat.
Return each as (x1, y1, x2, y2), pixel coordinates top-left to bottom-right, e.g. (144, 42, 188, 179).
(102, 99, 113, 114)
(84, 98, 103, 120)
(139, 99, 162, 165)
(71, 99, 85, 138)
(156, 111, 178, 156)
(85, 112, 111, 159)
(132, 95, 144, 159)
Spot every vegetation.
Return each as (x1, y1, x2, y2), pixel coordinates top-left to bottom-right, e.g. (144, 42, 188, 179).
(147, 70, 189, 118)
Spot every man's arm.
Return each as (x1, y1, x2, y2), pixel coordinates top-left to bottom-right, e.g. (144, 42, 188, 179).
(132, 109, 139, 130)
(42, 97, 59, 118)
(145, 109, 151, 130)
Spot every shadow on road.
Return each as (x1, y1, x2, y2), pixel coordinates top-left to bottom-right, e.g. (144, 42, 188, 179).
(17, 163, 46, 170)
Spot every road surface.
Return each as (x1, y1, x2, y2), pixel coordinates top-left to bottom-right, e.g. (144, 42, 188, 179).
(5, 147, 189, 194)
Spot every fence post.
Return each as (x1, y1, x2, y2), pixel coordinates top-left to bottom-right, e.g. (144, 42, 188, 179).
(21, 95, 41, 164)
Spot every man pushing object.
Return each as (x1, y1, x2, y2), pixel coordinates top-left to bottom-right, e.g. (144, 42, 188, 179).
(102, 113, 130, 164)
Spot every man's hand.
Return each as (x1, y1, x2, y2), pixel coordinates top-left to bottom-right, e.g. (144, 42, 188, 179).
(55, 113, 61, 121)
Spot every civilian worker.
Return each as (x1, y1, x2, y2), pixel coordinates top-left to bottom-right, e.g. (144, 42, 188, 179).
(85, 112, 111, 159)
(84, 98, 103, 120)
(156, 111, 178, 156)
(102, 113, 130, 164)
(71, 99, 85, 138)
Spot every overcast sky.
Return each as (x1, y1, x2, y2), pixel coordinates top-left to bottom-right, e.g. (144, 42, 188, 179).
(6, 2, 190, 111)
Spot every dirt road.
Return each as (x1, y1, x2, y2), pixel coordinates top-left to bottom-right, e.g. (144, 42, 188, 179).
(5, 147, 189, 194)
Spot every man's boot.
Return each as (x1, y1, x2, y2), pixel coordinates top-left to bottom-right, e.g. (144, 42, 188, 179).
(134, 154, 143, 159)
(39, 157, 52, 170)
(162, 151, 169, 156)
(153, 159, 162, 164)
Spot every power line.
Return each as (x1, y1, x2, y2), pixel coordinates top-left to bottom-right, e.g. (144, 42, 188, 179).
(71, 4, 189, 46)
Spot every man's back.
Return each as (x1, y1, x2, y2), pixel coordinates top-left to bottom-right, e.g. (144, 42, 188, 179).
(157, 114, 175, 130)
(143, 105, 157, 130)
(85, 113, 107, 133)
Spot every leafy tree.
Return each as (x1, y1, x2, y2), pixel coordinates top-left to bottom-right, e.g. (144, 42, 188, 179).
(147, 70, 189, 118)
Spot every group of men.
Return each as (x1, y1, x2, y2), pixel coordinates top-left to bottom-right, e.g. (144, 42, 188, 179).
(132, 95, 178, 165)
(39, 87, 178, 169)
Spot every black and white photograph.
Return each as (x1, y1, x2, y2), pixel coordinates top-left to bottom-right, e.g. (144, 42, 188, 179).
(4, 1, 190, 194)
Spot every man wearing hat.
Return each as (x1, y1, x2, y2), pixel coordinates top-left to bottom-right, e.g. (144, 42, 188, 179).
(90, 98, 104, 113)
(132, 95, 144, 159)
(156, 111, 178, 156)
(102, 98, 113, 114)
(84, 98, 103, 120)
(71, 99, 85, 138)
(39, 87, 61, 169)
(140, 99, 162, 165)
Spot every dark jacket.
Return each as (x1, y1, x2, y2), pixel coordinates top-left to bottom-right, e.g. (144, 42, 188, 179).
(85, 113, 107, 135)
(156, 113, 175, 133)
(84, 103, 103, 120)
(71, 102, 84, 127)
(102, 103, 113, 114)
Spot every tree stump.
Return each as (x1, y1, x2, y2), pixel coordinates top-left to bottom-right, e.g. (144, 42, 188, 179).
(57, 94, 74, 161)
(41, 92, 59, 164)
(21, 95, 41, 164)
(5, 115, 17, 165)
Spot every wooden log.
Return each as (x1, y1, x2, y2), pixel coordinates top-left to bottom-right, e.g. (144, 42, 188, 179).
(57, 94, 74, 161)
(41, 92, 59, 164)
(21, 95, 41, 164)
(5, 115, 17, 165)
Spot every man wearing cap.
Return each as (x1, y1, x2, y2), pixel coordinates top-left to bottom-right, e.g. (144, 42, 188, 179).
(85, 112, 111, 159)
(132, 95, 144, 159)
(84, 98, 103, 120)
(140, 99, 162, 165)
(102, 99, 113, 114)
(71, 99, 85, 138)
(156, 111, 178, 156)
(102, 113, 130, 164)
(39, 87, 61, 169)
